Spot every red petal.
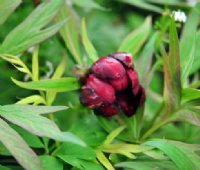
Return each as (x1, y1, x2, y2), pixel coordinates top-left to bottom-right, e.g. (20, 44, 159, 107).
(91, 57, 125, 79)
(109, 74, 129, 91)
(109, 52, 133, 68)
(127, 69, 140, 95)
(95, 104, 119, 117)
(116, 91, 136, 117)
(87, 74, 115, 103)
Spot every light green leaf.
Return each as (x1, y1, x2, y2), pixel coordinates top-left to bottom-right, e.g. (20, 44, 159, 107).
(0, 118, 42, 170)
(144, 139, 200, 170)
(103, 125, 126, 145)
(0, 104, 85, 146)
(0, 0, 21, 25)
(146, 0, 189, 7)
(73, 0, 105, 10)
(182, 88, 200, 102)
(115, 160, 178, 170)
(116, 0, 162, 13)
(32, 46, 39, 81)
(82, 18, 98, 63)
(40, 156, 63, 170)
(12, 77, 80, 92)
(180, 4, 199, 84)
(57, 4, 82, 65)
(96, 151, 115, 170)
(16, 95, 46, 105)
(46, 58, 66, 105)
(163, 18, 181, 112)
(0, 0, 65, 55)
(118, 16, 151, 55)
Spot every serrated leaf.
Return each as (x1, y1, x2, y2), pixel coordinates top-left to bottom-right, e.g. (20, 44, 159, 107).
(163, 18, 181, 112)
(180, 4, 199, 84)
(0, 118, 42, 170)
(144, 139, 200, 170)
(0, 104, 85, 146)
(12, 77, 80, 92)
(73, 0, 105, 10)
(82, 18, 98, 63)
(0, 0, 22, 25)
(118, 16, 151, 55)
(0, 0, 65, 55)
(116, 0, 163, 13)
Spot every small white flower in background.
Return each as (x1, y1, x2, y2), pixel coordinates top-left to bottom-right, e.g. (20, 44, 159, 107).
(172, 11, 187, 23)
(187, 0, 197, 6)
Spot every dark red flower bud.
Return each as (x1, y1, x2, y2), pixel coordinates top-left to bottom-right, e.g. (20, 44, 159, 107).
(80, 75, 115, 108)
(109, 52, 133, 68)
(91, 57, 125, 79)
(80, 52, 145, 117)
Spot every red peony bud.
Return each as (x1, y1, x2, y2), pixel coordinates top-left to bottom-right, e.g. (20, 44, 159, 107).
(80, 52, 145, 117)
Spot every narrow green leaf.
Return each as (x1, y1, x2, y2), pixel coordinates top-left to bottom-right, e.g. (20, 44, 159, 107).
(32, 46, 39, 81)
(163, 18, 181, 112)
(0, 105, 85, 146)
(82, 18, 98, 63)
(73, 0, 105, 10)
(12, 77, 80, 92)
(182, 88, 200, 102)
(116, 0, 163, 13)
(104, 125, 126, 145)
(144, 139, 200, 170)
(96, 151, 115, 170)
(57, 4, 82, 65)
(40, 156, 63, 170)
(180, 4, 199, 84)
(0, 0, 64, 55)
(116, 160, 178, 170)
(46, 58, 66, 105)
(174, 109, 200, 127)
(16, 95, 46, 105)
(146, 0, 189, 7)
(0, 118, 42, 170)
(0, 0, 21, 25)
(118, 17, 151, 55)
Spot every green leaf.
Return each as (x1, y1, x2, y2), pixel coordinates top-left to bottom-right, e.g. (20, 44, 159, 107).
(174, 109, 200, 127)
(82, 18, 98, 63)
(182, 88, 200, 102)
(180, 4, 200, 84)
(16, 95, 46, 105)
(57, 4, 82, 65)
(0, 0, 65, 55)
(73, 0, 105, 10)
(146, 0, 189, 7)
(144, 139, 200, 170)
(0, 0, 21, 25)
(56, 143, 104, 170)
(118, 16, 151, 55)
(32, 46, 39, 81)
(0, 104, 85, 146)
(55, 143, 96, 160)
(40, 156, 63, 170)
(12, 77, 80, 92)
(0, 118, 42, 170)
(96, 151, 115, 170)
(0, 165, 11, 170)
(163, 18, 181, 112)
(46, 58, 66, 105)
(115, 160, 178, 170)
(116, 0, 163, 13)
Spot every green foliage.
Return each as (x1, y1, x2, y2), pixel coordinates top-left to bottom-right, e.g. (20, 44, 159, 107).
(0, 0, 200, 169)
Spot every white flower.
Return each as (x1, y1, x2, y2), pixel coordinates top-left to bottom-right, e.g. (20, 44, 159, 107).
(172, 11, 187, 23)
